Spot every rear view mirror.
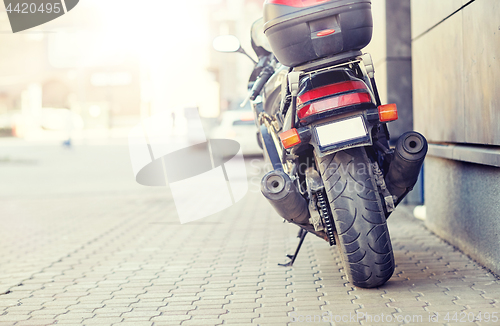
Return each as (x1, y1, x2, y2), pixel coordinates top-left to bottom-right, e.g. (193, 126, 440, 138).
(213, 35, 241, 53)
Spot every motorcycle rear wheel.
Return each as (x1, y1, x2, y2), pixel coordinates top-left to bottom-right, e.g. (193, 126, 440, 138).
(317, 147, 395, 288)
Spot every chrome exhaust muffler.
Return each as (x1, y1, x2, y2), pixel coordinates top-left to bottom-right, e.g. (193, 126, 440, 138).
(261, 170, 310, 225)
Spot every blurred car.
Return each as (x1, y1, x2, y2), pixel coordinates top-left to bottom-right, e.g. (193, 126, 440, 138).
(210, 109, 262, 157)
(0, 112, 16, 136)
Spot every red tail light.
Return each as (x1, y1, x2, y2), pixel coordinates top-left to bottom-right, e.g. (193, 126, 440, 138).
(298, 93, 372, 120)
(265, 0, 331, 8)
(297, 80, 372, 120)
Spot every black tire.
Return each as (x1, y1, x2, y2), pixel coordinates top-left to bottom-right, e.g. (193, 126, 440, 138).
(317, 147, 395, 288)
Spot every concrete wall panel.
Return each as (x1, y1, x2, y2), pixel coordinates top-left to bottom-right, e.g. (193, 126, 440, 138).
(412, 0, 500, 278)
(412, 12, 465, 143)
(410, 0, 464, 39)
(425, 156, 500, 275)
(462, 0, 500, 145)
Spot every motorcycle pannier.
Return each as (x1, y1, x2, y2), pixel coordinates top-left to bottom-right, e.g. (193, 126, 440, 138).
(263, 0, 373, 67)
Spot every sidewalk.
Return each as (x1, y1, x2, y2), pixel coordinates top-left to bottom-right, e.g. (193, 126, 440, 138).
(0, 141, 499, 326)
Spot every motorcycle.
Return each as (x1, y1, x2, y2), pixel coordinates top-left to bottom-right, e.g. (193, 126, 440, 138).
(214, 0, 427, 288)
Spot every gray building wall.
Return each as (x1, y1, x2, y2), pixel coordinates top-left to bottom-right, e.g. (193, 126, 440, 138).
(425, 157, 500, 273)
(412, 0, 500, 274)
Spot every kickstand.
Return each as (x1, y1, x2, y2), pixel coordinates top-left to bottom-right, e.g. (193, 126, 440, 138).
(279, 229, 308, 267)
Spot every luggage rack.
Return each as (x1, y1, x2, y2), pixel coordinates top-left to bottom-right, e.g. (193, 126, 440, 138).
(293, 50, 363, 74)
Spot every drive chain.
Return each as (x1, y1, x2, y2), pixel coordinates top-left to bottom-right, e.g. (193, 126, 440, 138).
(317, 191, 335, 246)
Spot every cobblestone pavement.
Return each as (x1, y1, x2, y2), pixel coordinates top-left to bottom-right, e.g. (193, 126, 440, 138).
(1, 140, 499, 326)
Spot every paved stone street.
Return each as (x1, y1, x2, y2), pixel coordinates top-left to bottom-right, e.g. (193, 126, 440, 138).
(1, 139, 499, 326)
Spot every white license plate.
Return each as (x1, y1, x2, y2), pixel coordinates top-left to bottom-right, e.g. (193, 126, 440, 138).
(315, 116, 368, 147)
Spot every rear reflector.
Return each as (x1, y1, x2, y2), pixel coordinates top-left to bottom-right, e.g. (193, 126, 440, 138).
(297, 80, 367, 105)
(378, 104, 398, 122)
(298, 92, 372, 120)
(316, 29, 335, 37)
(265, 0, 331, 7)
(279, 128, 301, 149)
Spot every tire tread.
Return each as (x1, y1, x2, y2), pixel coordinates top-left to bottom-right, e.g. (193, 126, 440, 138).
(318, 147, 395, 288)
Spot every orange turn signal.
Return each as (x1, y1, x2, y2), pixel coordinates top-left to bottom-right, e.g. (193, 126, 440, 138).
(378, 104, 398, 122)
(279, 128, 301, 149)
